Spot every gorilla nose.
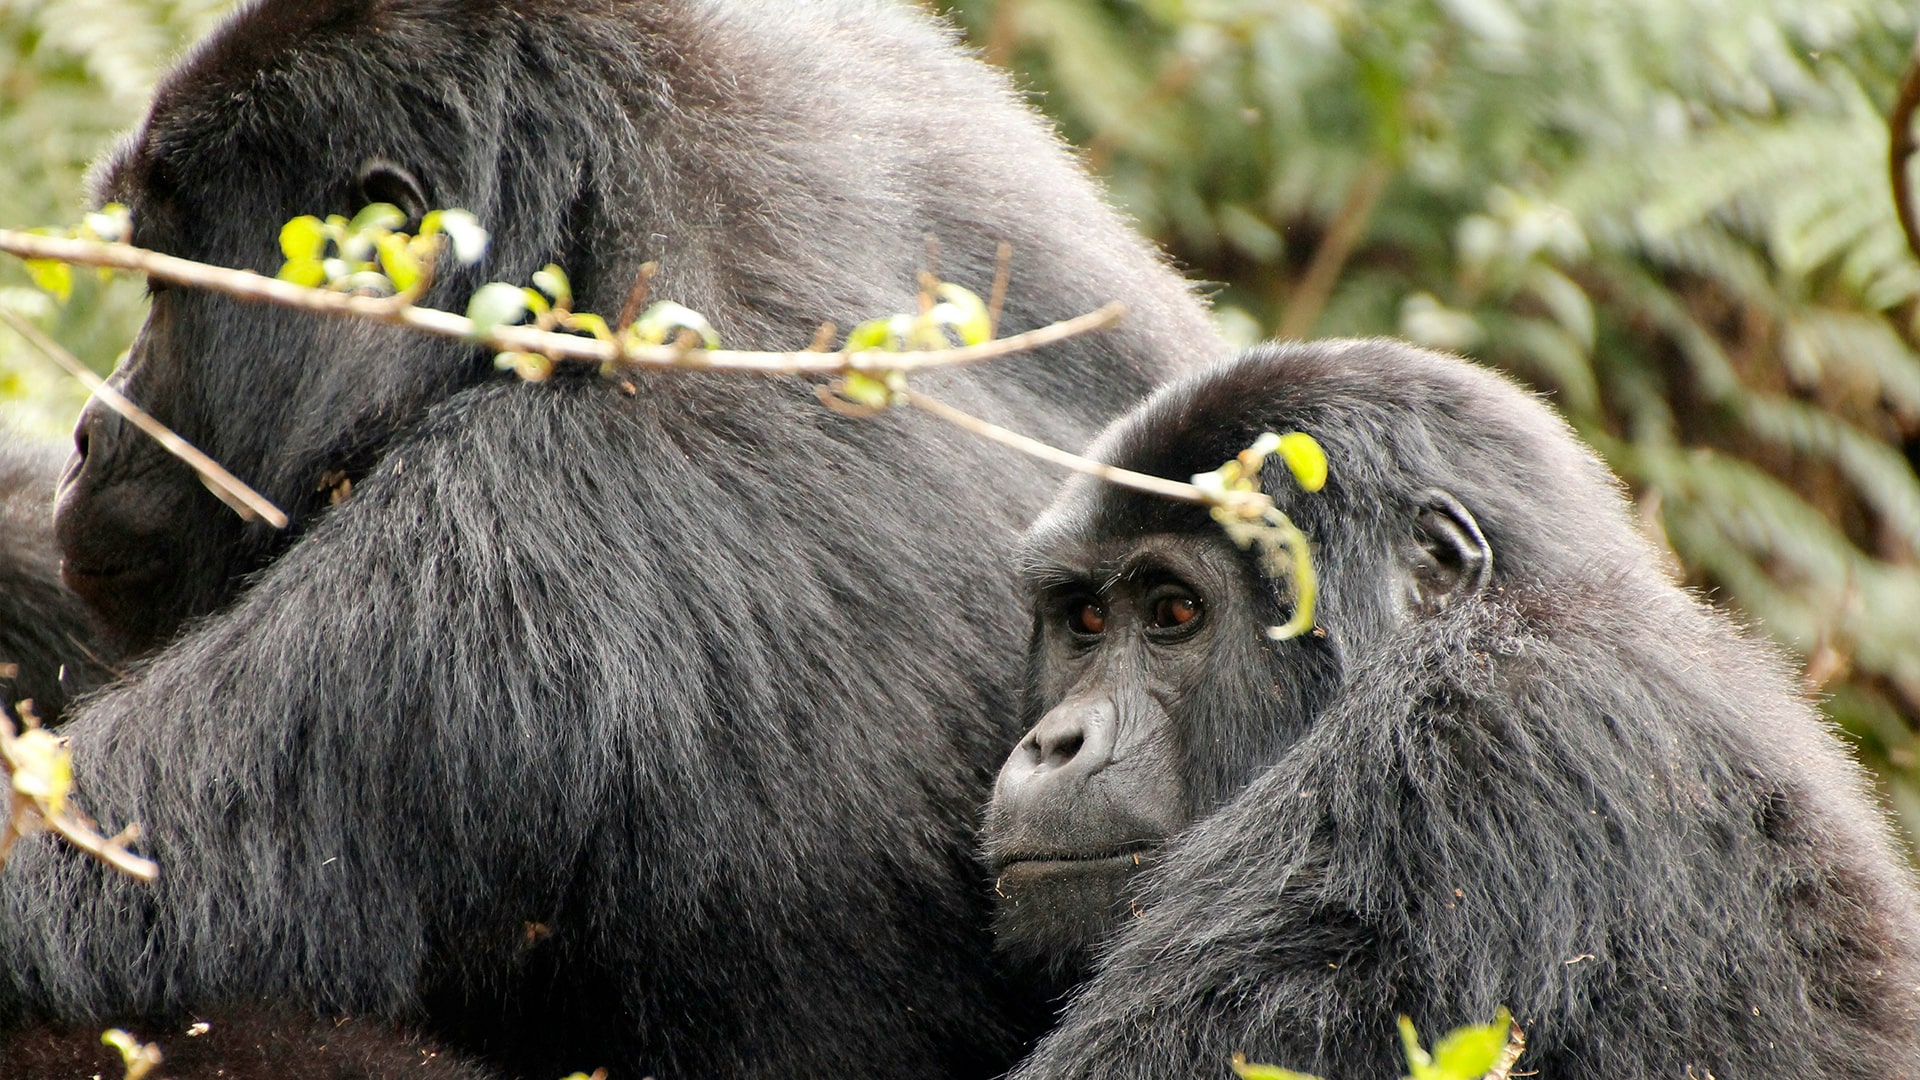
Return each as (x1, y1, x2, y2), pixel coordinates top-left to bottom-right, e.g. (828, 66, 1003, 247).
(999, 698, 1118, 795)
(63, 397, 127, 492)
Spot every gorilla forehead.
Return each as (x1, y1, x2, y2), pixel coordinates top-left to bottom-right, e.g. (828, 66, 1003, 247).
(1028, 339, 1650, 585)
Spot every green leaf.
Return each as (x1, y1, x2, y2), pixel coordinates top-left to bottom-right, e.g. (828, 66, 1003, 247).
(376, 233, 421, 293)
(84, 204, 132, 244)
(279, 215, 327, 264)
(24, 259, 72, 303)
(276, 258, 328, 288)
(839, 370, 894, 409)
(532, 264, 571, 306)
(466, 282, 530, 338)
(427, 209, 488, 264)
(347, 202, 406, 236)
(1275, 432, 1328, 492)
(1399, 1016, 1434, 1079)
(569, 312, 613, 341)
(932, 283, 992, 345)
(632, 301, 720, 349)
(1430, 1011, 1512, 1080)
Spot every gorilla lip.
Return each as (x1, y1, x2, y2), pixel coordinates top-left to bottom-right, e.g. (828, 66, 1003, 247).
(993, 841, 1159, 874)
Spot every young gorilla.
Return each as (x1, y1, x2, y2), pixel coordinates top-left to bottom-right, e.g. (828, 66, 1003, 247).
(0, 438, 113, 722)
(986, 340, 1920, 1078)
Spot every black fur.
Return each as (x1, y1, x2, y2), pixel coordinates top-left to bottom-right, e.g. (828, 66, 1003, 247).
(3, 2, 1222, 1077)
(1005, 340, 1920, 1079)
(0, 438, 113, 723)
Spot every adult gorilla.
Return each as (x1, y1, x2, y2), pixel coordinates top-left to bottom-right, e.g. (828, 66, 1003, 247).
(2, 1, 1220, 1077)
(0, 438, 112, 722)
(987, 340, 1920, 1078)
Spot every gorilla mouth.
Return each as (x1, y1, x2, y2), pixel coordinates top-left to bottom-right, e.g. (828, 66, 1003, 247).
(994, 841, 1160, 875)
(61, 559, 162, 603)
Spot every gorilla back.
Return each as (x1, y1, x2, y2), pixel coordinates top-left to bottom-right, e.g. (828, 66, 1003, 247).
(994, 341, 1920, 1079)
(6, 2, 1220, 1077)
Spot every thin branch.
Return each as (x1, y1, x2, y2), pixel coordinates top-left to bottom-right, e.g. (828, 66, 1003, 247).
(986, 241, 1012, 339)
(1891, 32, 1920, 264)
(0, 229, 1125, 376)
(616, 260, 658, 330)
(0, 308, 289, 528)
(1276, 156, 1392, 341)
(43, 813, 158, 882)
(903, 388, 1261, 513)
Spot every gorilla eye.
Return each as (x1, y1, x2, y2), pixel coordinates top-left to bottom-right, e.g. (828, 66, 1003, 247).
(1069, 602, 1107, 636)
(1150, 595, 1202, 632)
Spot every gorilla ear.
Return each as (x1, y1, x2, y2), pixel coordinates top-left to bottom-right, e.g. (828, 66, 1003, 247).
(356, 159, 429, 225)
(1406, 488, 1491, 616)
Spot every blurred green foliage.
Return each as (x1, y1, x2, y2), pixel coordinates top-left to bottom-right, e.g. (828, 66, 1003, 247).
(941, 0, 1920, 846)
(0, 0, 228, 437)
(3, 1, 1920, 847)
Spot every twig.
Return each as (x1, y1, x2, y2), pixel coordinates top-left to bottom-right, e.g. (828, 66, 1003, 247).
(616, 260, 657, 330)
(1486, 1022, 1527, 1080)
(0, 230, 1126, 376)
(43, 814, 158, 882)
(0, 308, 289, 528)
(1276, 156, 1392, 341)
(987, 241, 1012, 339)
(903, 389, 1258, 512)
(1891, 32, 1920, 265)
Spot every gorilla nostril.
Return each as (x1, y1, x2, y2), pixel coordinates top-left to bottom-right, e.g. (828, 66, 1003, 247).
(1040, 731, 1084, 769)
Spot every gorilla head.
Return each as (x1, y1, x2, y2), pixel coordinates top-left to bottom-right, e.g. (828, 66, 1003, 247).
(983, 340, 1920, 1080)
(979, 338, 1588, 982)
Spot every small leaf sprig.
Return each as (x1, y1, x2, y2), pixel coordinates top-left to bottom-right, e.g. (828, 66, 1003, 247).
(100, 1028, 164, 1080)
(833, 280, 994, 409)
(19, 202, 132, 302)
(1232, 1009, 1523, 1080)
(1, 701, 158, 882)
(276, 204, 486, 298)
(470, 264, 720, 383)
(1191, 431, 1329, 641)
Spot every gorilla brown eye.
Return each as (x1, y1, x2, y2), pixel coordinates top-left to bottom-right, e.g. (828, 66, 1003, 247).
(1151, 596, 1201, 630)
(1070, 602, 1107, 635)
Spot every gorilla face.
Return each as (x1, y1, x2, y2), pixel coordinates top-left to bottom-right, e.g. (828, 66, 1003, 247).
(983, 438, 1494, 990)
(53, 6, 596, 654)
(981, 535, 1253, 976)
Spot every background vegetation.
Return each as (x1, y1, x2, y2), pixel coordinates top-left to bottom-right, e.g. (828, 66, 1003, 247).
(5, 0, 1920, 843)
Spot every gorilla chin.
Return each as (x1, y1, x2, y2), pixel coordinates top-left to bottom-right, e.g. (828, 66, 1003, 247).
(990, 848, 1158, 991)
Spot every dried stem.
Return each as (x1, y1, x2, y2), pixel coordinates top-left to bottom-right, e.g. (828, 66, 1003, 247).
(987, 241, 1012, 339)
(1486, 1022, 1527, 1080)
(0, 308, 289, 528)
(43, 813, 158, 882)
(903, 389, 1261, 514)
(1276, 156, 1392, 341)
(0, 230, 1125, 377)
